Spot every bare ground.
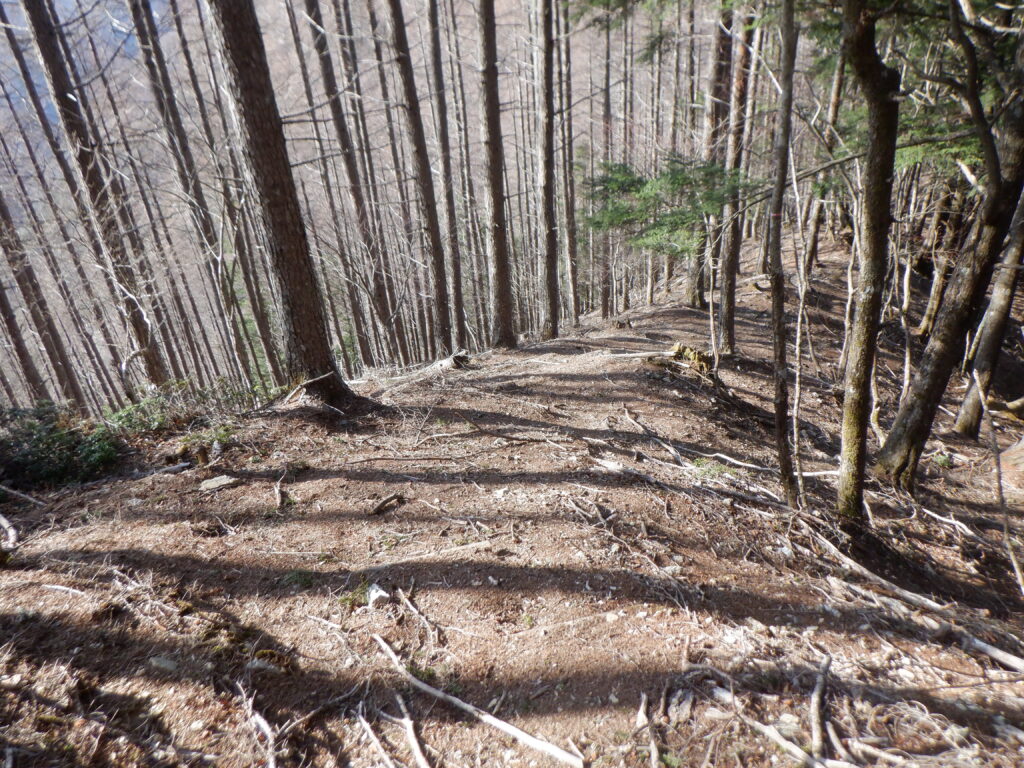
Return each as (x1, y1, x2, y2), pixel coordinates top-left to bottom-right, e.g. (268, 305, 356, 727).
(3, 242, 1024, 767)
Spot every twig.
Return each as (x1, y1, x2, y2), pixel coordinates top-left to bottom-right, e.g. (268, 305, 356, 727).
(456, 413, 570, 444)
(396, 587, 441, 645)
(281, 371, 335, 405)
(236, 683, 277, 768)
(278, 683, 362, 739)
(512, 611, 618, 636)
(807, 527, 946, 612)
(394, 694, 432, 768)
(356, 708, 397, 768)
(706, 683, 859, 768)
(848, 740, 906, 764)
(273, 472, 287, 511)
(369, 493, 406, 516)
(639, 693, 660, 768)
(825, 722, 857, 764)
(0, 483, 44, 506)
(372, 635, 584, 768)
(810, 655, 831, 759)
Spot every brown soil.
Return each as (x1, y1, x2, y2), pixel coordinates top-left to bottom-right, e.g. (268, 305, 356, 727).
(3, 242, 1024, 767)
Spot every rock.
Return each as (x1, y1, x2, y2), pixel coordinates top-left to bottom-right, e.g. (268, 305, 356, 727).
(1002, 438, 1024, 493)
(148, 656, 178, 673)
(199, 475, 239, 492)
(774, 712, 801, 739)
(366, 583, 391, 609)
(245, 659, 282, 673)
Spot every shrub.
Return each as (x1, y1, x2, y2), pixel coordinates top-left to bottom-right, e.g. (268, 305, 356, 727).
(0, 405, 121, 490)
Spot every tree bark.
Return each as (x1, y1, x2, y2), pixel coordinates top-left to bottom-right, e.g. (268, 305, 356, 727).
(876, 25, 1024, 490)
(206, 0, 361, 409)
(20, 0, 170, 389)
(836, 0, 901, 525)
(478, 0, 516, 348)
(766, 0, 799, 508)
(538, 0, 559, 339)
(954, 195, 1024, 437)
(385, 0, 453, 355)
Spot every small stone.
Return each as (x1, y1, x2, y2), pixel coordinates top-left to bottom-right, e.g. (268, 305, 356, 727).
(199, 475, 239, 492)
(245, 659, 281, 673)
(148, 656, 178, 673)
(774, 713, 801, 739)
(608, 693, 619, 704)
(366, 583, 391, 609)
(189, 720, 205, 732)
(0, 674, 23, 688)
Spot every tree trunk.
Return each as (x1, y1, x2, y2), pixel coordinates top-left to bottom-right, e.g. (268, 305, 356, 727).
(478, 0, 516, 348)
(385, 0, 453, 355)
(538, 0, 559, 339)
(20, 0, 169, 388)
(954, 195, 1024, 437)
(766, 0, 799, 508)
(876, 23, 1024, 490)
(836, 0, 901, 525)
(206, 0, 360, 409)
(427, 0, 468, 350)
(717, 12, 753, 354)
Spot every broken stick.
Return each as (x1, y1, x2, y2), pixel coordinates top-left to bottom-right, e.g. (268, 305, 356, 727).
(372, 635, 584, 768)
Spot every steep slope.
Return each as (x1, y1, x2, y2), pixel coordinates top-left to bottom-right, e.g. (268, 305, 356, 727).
(2, 244, 1024, 767)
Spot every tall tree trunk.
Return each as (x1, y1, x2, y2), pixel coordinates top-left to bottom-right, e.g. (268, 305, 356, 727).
(479, 0, 516, 348)
(427, 0, 468, 350)
(385, 0, 453, 355)
(836, 0, 900, 525)
(717, 12, 753, 354)
(538, 0, 559, 339)
(876, 23, 1024, 490)
(20, 0, 169, 389)
(206, 0, 360, 409)
(558, 0, 580, 324)
(954, 196, 1024, 437)
(766, 0, 799, 508)
(303, 0, 400, 364)
(805, 54, 846, 270)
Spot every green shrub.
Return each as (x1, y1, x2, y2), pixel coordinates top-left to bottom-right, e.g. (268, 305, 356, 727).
(0, 405, 122, 490)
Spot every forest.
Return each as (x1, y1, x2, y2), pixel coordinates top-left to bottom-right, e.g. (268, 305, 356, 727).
(1, 0, 1023, 766)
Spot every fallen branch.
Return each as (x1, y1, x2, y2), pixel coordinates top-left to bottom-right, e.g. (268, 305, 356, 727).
(370, 352, 471, 397)
(356, 708, 397, 768)
(710, 686, 855, 768)
(236, 683, 277, 768)
(0, 483, 44, 506)
(396, 587, 441, 645)
(369, 493, 406, 516)
(394, 694, 431, 768)
(808, 528, 946, 612)
(372, 635, 584, 768)
(826, 550, 1024, 674)
(809, 655, 831, 759)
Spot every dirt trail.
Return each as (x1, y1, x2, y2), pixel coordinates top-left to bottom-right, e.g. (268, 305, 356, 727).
(3, 248, 1024, 767)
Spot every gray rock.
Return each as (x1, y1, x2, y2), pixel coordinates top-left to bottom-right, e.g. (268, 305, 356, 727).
(148, 656, 178, 673)
(199, 475, 239, 492)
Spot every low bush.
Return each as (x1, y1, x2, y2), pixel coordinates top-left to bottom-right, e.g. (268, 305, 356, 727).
(0, 405, 121, 490)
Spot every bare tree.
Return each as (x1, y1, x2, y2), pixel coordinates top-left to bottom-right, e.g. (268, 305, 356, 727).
(478, 0, 516, 348)
(836, 0, 901, 525)
(205, 0, 363, 409)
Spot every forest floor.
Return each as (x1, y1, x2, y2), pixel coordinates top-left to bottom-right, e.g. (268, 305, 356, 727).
(3, 241, 1024, 768)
